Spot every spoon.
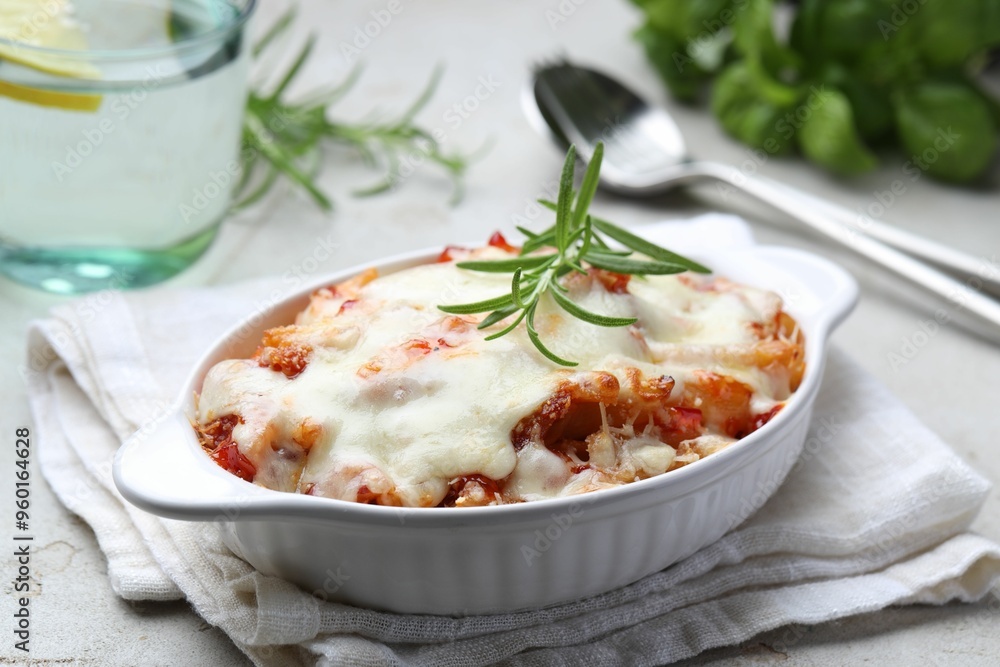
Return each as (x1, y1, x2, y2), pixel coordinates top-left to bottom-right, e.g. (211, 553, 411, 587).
(527, 60, 1000, 342)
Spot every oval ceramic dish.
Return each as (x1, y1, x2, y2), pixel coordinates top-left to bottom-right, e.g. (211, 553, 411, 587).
(114, 243, 857, 615)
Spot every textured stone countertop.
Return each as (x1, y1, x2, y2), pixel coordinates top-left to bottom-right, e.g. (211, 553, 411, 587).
(1, 1, 998, 664)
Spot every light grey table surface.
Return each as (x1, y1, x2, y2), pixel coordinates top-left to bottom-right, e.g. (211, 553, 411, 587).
(2, 1, 999, 665)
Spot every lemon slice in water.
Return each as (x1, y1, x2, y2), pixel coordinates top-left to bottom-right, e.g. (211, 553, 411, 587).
(0, 0, 102, 111)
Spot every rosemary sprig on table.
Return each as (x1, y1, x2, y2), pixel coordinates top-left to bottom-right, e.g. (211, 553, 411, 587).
(236, 9, 472, 211)
(439, 143, 711, 366)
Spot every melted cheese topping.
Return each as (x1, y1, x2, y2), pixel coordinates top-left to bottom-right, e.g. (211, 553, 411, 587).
(195, 245, 804, 507)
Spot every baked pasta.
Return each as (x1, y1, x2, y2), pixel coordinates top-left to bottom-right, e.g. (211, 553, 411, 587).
(194, 234, 805, 507)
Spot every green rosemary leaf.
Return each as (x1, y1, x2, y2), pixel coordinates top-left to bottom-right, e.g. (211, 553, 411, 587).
(351, 176, 395, 198)
(479, 304, 520, 329)
(456, 254, 556, 273)
(237, 15, 474, 211)
(484, 309, 528, 340)
(584, 246, 631, 256)
(231, 166, 279, 211)
(527, 328, 576, 366)
(252, 7, 296, 57)
(591, 217, 711, 273)
(268, 35, 316, 102)
(550, 288, 638, 327)
(571, 143, 603, 231)
(397, 65, 444, 126)
(521, 229, 557, 254)
(511, 268, 526, 309)
(584, 252, 689, 275)
(438, 142, 709, 366)
(526, 305, 577, 367)
(590, 233, 611, 250)
(579, 214, 594, 257)
(295, 65, 363, 110)
(248, 123, 333, 209)
(438, 293, 514, 315)
(554, 146, 577, 253)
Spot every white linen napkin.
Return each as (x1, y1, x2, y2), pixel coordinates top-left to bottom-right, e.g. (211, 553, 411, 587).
(24, 215, 1000, 666)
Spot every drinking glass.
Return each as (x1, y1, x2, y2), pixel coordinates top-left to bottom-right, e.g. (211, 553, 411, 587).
(0, 0, 256, 293)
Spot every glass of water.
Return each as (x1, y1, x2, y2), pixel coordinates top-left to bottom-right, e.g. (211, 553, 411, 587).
(0, 0, 256, 294)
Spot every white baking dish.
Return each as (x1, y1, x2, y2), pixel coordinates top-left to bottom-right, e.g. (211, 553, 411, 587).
(113, 244, 857, 615)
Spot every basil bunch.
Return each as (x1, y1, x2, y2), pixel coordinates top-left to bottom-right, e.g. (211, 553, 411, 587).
(631, 0, 1000, 182)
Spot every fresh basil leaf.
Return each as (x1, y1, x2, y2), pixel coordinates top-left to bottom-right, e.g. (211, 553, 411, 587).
(788, 0, 823, 62)
(796, 87, 877, 175)
(731, 0, 800, 74)
(817, 63, 894, 144)
(969, 78, 1000, 130)
(711, 60, 800, 153)
(830, 1, 889, 58)
(632, 0, 734, 38)
(794, 1, 917, 86)
(634, 23, 709, 102)
(893, 81, 998, 183)
(911, 0, 1000, 69)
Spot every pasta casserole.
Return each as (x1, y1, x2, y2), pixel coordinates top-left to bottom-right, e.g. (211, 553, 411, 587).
(194, 234, 805, 507)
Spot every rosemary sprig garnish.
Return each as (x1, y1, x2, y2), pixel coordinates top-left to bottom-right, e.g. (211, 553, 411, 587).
(439, 143, 711, 366)
(236, 9, 473, 211)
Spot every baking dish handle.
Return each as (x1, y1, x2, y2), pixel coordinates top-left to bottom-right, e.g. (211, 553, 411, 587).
(113, 410, 267, 521)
